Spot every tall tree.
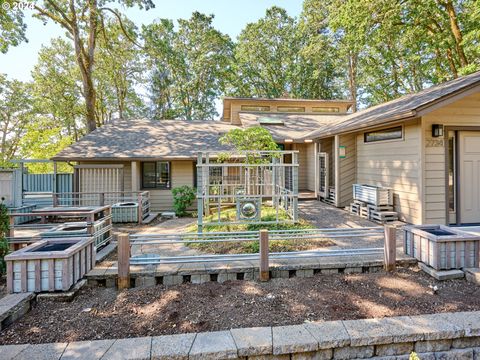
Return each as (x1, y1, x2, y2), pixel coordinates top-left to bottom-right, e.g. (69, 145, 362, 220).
(0, 0, 27, 53)
(143, 12, 234, 120)
(0, 74, 32, 166)
(27, 0, 153, 132)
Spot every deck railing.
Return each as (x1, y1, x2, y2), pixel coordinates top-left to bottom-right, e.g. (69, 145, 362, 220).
(7, 205, 113, 250)
(22, 191, 150, 224)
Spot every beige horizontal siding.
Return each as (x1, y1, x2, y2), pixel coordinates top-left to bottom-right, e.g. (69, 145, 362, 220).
(422, 92, 480, 224)
(356, 120, 422, 224)
(306, 143, 316, 192)
(148, 160, 195, 211)
(293, 143, 308, 190)
(338, 133, 356, 207)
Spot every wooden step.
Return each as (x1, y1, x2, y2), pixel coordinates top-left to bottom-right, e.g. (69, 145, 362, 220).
(142, 212, 159, 224)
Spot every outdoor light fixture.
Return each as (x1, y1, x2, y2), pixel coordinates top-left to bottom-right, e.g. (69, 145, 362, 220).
(432, 124, 444, 137)
(285, 139, 293, 143)
(304, 139, 313, 143)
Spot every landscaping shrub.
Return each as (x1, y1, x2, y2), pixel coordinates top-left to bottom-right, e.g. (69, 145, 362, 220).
(0, 199, 10, 274)
(172, 185, 196, 216)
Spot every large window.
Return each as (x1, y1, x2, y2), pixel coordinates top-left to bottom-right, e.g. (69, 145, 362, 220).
(142, 161, 171, 189)
(277, 106, 305, 113)
(312, 106, 339, 113)
(364, 126, 403, 143)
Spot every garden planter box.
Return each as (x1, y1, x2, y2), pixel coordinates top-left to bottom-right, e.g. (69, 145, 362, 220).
(40, 220, 110, 249)
(112, 202, 138, 223)
(353, 184, 393, 206)
(8, 204, 37, 225)
(5, 237, 95, 293)
(404, 225, 480, 270)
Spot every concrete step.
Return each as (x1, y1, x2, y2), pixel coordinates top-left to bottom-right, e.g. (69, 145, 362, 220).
(142, 212, 159, 224)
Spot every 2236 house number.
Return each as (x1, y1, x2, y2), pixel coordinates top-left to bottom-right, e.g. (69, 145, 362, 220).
(426, 139, 444, 147)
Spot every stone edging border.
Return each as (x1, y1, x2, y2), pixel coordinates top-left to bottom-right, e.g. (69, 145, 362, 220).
(1, 310, 480, 359)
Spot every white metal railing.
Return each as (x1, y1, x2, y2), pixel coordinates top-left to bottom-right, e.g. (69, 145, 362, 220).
(128, 227, 385, 265)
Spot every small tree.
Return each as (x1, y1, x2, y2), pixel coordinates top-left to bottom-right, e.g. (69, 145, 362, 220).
(0, 199, 10, 274)
(172, 185, 196, 217)
(219, 126, 280, 163)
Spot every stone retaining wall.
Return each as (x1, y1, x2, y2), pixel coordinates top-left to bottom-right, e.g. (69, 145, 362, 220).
(2, 311, 480, 359)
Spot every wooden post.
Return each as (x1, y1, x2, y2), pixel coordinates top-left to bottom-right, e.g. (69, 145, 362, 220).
(117, 233, 130, 290)
(8, 216, 15, 251)
(99, 192, 105, 206)
(53, 193, 59, 207)
(384, 225, 396, 271)
(259, 229, 270, 281)
(137, 193, 143, 224)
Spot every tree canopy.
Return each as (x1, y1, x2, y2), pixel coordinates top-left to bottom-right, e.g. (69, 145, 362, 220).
(1, 1, 479, 168)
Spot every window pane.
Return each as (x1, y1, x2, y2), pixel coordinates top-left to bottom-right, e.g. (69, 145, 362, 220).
(142, 162, 156, 188)
(157, 162, 170, 187)
(364, 127, 403, 143)
(277, 106, 305, 112)
(312, 107, 339, 113)
(241, 105, 270, 112)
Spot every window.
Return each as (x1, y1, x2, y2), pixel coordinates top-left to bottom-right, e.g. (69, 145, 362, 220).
(312, 107, 339, 113)
(258, 117, 284, 125)
(364, 126, 403, 143)
(241, 105, 270, 112)
(142, 161, 170, 189)
(277, 106, 305, 113)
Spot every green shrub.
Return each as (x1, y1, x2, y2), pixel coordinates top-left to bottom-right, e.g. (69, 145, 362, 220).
(172, 185, 196, 216)
(0, 200, 10, 275)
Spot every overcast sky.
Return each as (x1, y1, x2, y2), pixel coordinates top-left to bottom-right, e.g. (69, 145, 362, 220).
(0, 0, 303, 82)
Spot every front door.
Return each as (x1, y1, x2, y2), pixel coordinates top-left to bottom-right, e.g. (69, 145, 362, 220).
(459, 131, 480, 224)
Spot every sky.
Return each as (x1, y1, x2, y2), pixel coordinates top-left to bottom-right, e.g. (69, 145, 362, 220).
(0, 0, 304, 82)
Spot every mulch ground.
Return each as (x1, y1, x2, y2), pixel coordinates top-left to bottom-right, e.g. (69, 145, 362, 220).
(2, 265, 480, 345)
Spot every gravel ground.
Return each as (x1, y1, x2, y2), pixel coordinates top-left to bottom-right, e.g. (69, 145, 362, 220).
(1, 266, 480, 345)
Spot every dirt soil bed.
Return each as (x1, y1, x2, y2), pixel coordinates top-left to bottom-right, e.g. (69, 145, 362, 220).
(2, 266, 480, 345)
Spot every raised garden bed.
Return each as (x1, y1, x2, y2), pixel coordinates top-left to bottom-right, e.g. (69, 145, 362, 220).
(8, 205, 37, 225)
(1, 266, 480, 345)
(404, 224, 480, 270)
(5, 237, 95, 293)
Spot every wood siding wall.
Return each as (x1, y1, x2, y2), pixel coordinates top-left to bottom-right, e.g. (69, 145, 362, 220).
(422, 92, 480, 225)
(306, 143, 316, 192)
(225, 100, 351, 125)
(293, 143, 308, 190)
(356, 120, 422, 224)
(338, 133, 357, 207)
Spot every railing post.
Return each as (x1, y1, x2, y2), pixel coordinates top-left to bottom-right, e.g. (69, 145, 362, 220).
(384, 225, 396, 272)
(137, 193, 143, 224)
(259, 229, 270, 281)
(99, 192, 105, 206)
(117, 233, 130, 290)
(53, 193, 59, 207)
(8, 216, 15, 251)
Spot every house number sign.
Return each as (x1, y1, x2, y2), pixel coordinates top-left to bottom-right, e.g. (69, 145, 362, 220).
(426, 139, 444, 147)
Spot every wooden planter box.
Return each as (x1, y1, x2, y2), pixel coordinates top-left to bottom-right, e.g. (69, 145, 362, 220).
(353, 184, 393, 206)
(404, 225, 480, 270)
(5, 237, 95, 293)
(40, 219, 111, 249)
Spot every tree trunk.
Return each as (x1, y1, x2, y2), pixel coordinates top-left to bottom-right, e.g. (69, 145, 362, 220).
(348, 52, 358, 112)
(443, 0, 469, 68)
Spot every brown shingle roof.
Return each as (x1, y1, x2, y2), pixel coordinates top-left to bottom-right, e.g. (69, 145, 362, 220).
(52, 119, 238, 161)
(239, 112, 346, 142)
(305, 70, 480, 139)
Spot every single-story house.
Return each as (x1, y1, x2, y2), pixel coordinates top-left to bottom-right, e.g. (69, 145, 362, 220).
(52, 71, 480, 225)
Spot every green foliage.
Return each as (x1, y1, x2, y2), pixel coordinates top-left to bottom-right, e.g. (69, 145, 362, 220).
(0, 1, 27, 53)
(172, 185, 196, 217)
(0, 73, 32, 167)
(143, 12, 234, 120)
(0, 201, 10, 274)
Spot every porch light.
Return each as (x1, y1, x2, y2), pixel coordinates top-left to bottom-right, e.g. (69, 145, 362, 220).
(432, 124, 444, 138)
(304, 139, 313, 143)
(285, 139, 293, 143)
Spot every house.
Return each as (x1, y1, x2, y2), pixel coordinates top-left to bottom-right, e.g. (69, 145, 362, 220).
(52, 98, 352, 211)
(52, 70, 480, 225)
